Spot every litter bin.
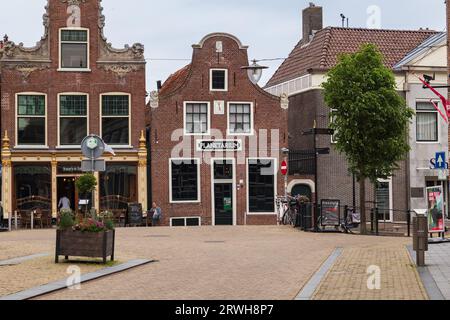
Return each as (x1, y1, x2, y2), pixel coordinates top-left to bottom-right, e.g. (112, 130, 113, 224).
(298, 203, 313, 230)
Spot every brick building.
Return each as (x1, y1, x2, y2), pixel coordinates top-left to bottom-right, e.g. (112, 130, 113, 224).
(0, 0, 148, 220)
(265, 3, 438, 223)
(148, 33, 288, 226)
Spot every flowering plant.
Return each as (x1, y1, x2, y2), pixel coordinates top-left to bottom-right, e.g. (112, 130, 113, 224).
(73, 218, 113, 233)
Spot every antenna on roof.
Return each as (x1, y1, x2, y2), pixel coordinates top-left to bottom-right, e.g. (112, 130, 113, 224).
(340, 14, 349, 28)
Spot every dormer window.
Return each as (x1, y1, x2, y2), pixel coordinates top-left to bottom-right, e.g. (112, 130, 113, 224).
(210, 69, 228, 91)
(59, 28, 89, 71)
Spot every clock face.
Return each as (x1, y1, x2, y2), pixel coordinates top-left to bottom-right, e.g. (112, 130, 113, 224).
(86, 137, 98, 150)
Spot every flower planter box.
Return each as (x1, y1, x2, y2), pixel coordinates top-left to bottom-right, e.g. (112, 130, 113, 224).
(55, 229, 115, 264)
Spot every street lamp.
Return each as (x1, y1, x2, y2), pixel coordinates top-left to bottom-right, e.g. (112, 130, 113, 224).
(242, 59, 268, 85)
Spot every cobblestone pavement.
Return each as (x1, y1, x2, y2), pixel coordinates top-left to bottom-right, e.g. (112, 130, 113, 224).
(0, 227, 420, 300)
(424, 243, 450, 299)
(312, 245, 428, 300)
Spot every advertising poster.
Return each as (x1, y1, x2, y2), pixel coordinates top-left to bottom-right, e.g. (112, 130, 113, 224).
(426, 186, 445, 233)
(320, 200, 340, 226)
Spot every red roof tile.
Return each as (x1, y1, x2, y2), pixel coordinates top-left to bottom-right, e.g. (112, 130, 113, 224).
(159, 64, 191, 96)
(266, 27, 437, 88)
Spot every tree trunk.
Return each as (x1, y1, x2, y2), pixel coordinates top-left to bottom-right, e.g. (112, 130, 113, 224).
(359, 177, 367, 235)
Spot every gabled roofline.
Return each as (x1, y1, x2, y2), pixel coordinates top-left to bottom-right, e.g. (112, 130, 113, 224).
(192, 32, 249, 49)
(393, 32, 446, 70)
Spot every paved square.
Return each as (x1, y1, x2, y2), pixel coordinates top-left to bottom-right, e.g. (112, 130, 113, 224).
(424, 243, 450, 299)
(0, 227, 424, 300)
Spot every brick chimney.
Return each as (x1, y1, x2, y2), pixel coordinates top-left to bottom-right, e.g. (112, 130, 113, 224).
(303, 3, 323, 42)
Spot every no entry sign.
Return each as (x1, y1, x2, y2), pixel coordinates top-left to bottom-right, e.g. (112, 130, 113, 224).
(281, 160, 288, 176)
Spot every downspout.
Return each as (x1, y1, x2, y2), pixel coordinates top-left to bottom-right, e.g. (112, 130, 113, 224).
(404, 71, 412, 224)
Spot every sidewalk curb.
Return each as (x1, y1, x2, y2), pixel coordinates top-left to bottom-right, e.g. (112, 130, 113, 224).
(0, 259, 155, 300)
(295, 247, 343, 300)
(406, 246, 444, 301)
(0, 253, 50, 266)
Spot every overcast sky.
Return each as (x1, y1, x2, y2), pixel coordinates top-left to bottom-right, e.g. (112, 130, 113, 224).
(0, 0, 446, 90)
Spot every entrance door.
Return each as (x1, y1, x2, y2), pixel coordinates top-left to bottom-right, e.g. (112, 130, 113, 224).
(212, 159, 234, 226)
(57, 177, 77, 212)
(214, 183, 233, 225)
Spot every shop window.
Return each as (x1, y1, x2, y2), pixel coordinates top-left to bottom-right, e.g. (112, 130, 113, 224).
(100, 163, 137, 210)
(248, 159, 276, 213)
(14, 164, 51, 211)
(170, 159, 199, 202)
(16, 94, 46, 146)
(101, 94, 130, 146)
(184, 102, 209, 135)
(228, 103, 253, 135)
(210, 69, 228, 91)
(375, 180, 392, 222)
(60, 29, 89, 70)
(59, 94, 88, 146)
(416, 101, 438, 142)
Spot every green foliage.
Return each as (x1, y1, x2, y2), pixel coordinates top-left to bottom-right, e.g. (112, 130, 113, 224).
(322, 44, 413, 183)
(99, 211, 115, 231)
(75, 173, 97, 195)
(58, 209, 75, 230)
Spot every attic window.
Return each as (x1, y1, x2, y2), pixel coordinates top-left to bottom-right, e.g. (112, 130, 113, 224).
(210, 69, 228, 91)
(59, 29, 89, 70)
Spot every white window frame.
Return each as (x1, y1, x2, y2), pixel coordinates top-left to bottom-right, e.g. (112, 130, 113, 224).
(376, 178, 393, 223)
(227, 102, 254, 136)
(57, 92, 89, 148)
(211, 158, 237, 226)
(246, 157, 278, 215)
(416, 99, 440, 144)
(100, 93, 132, 148)
(58, 27, 91, 72)
(169, 158, 201, 204)
(183, 101, 211, 136)
(170, 216, 202, 227)
(14, 92, 48, 149)
(210, 68, 228, 92)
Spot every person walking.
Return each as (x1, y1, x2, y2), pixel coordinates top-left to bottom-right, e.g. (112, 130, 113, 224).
(150, 202, 162, 226)
(58, 195, 71, 211)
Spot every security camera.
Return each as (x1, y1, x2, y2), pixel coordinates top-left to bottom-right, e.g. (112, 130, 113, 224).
(423, 74, 435, 84)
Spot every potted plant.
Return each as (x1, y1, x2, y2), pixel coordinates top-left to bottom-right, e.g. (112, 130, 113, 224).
(75, 173, 97, 215)
(55, 209, 115, 264)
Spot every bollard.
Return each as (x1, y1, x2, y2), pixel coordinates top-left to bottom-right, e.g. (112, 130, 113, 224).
(8, 212, 12, 232)
(407, 210, 411, 238)
(370, 208, 374, 232)
(413, 215, 428, 267)
(375, 207, 379, 236)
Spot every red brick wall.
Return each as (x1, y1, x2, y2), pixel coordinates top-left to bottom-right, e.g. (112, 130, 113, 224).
(149, 34, 288, 226)
(1, 0, 146, 148)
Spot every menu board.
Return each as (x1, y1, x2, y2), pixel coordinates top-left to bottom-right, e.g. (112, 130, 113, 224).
(127, 203, 143, 226)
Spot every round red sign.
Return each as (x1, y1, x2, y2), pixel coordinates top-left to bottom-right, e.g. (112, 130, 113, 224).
(281, 160, 288, 176)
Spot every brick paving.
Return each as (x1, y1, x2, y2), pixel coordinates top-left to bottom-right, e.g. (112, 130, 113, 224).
(0, 227, 423, 300)
(312, 245, 427, 300)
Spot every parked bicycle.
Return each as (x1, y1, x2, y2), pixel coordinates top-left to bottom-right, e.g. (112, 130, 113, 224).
(341, 208, 360, 234)
(276, 196, 299, 226)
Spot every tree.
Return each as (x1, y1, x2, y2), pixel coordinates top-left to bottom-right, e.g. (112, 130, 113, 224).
(322, 44, 413, 234)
